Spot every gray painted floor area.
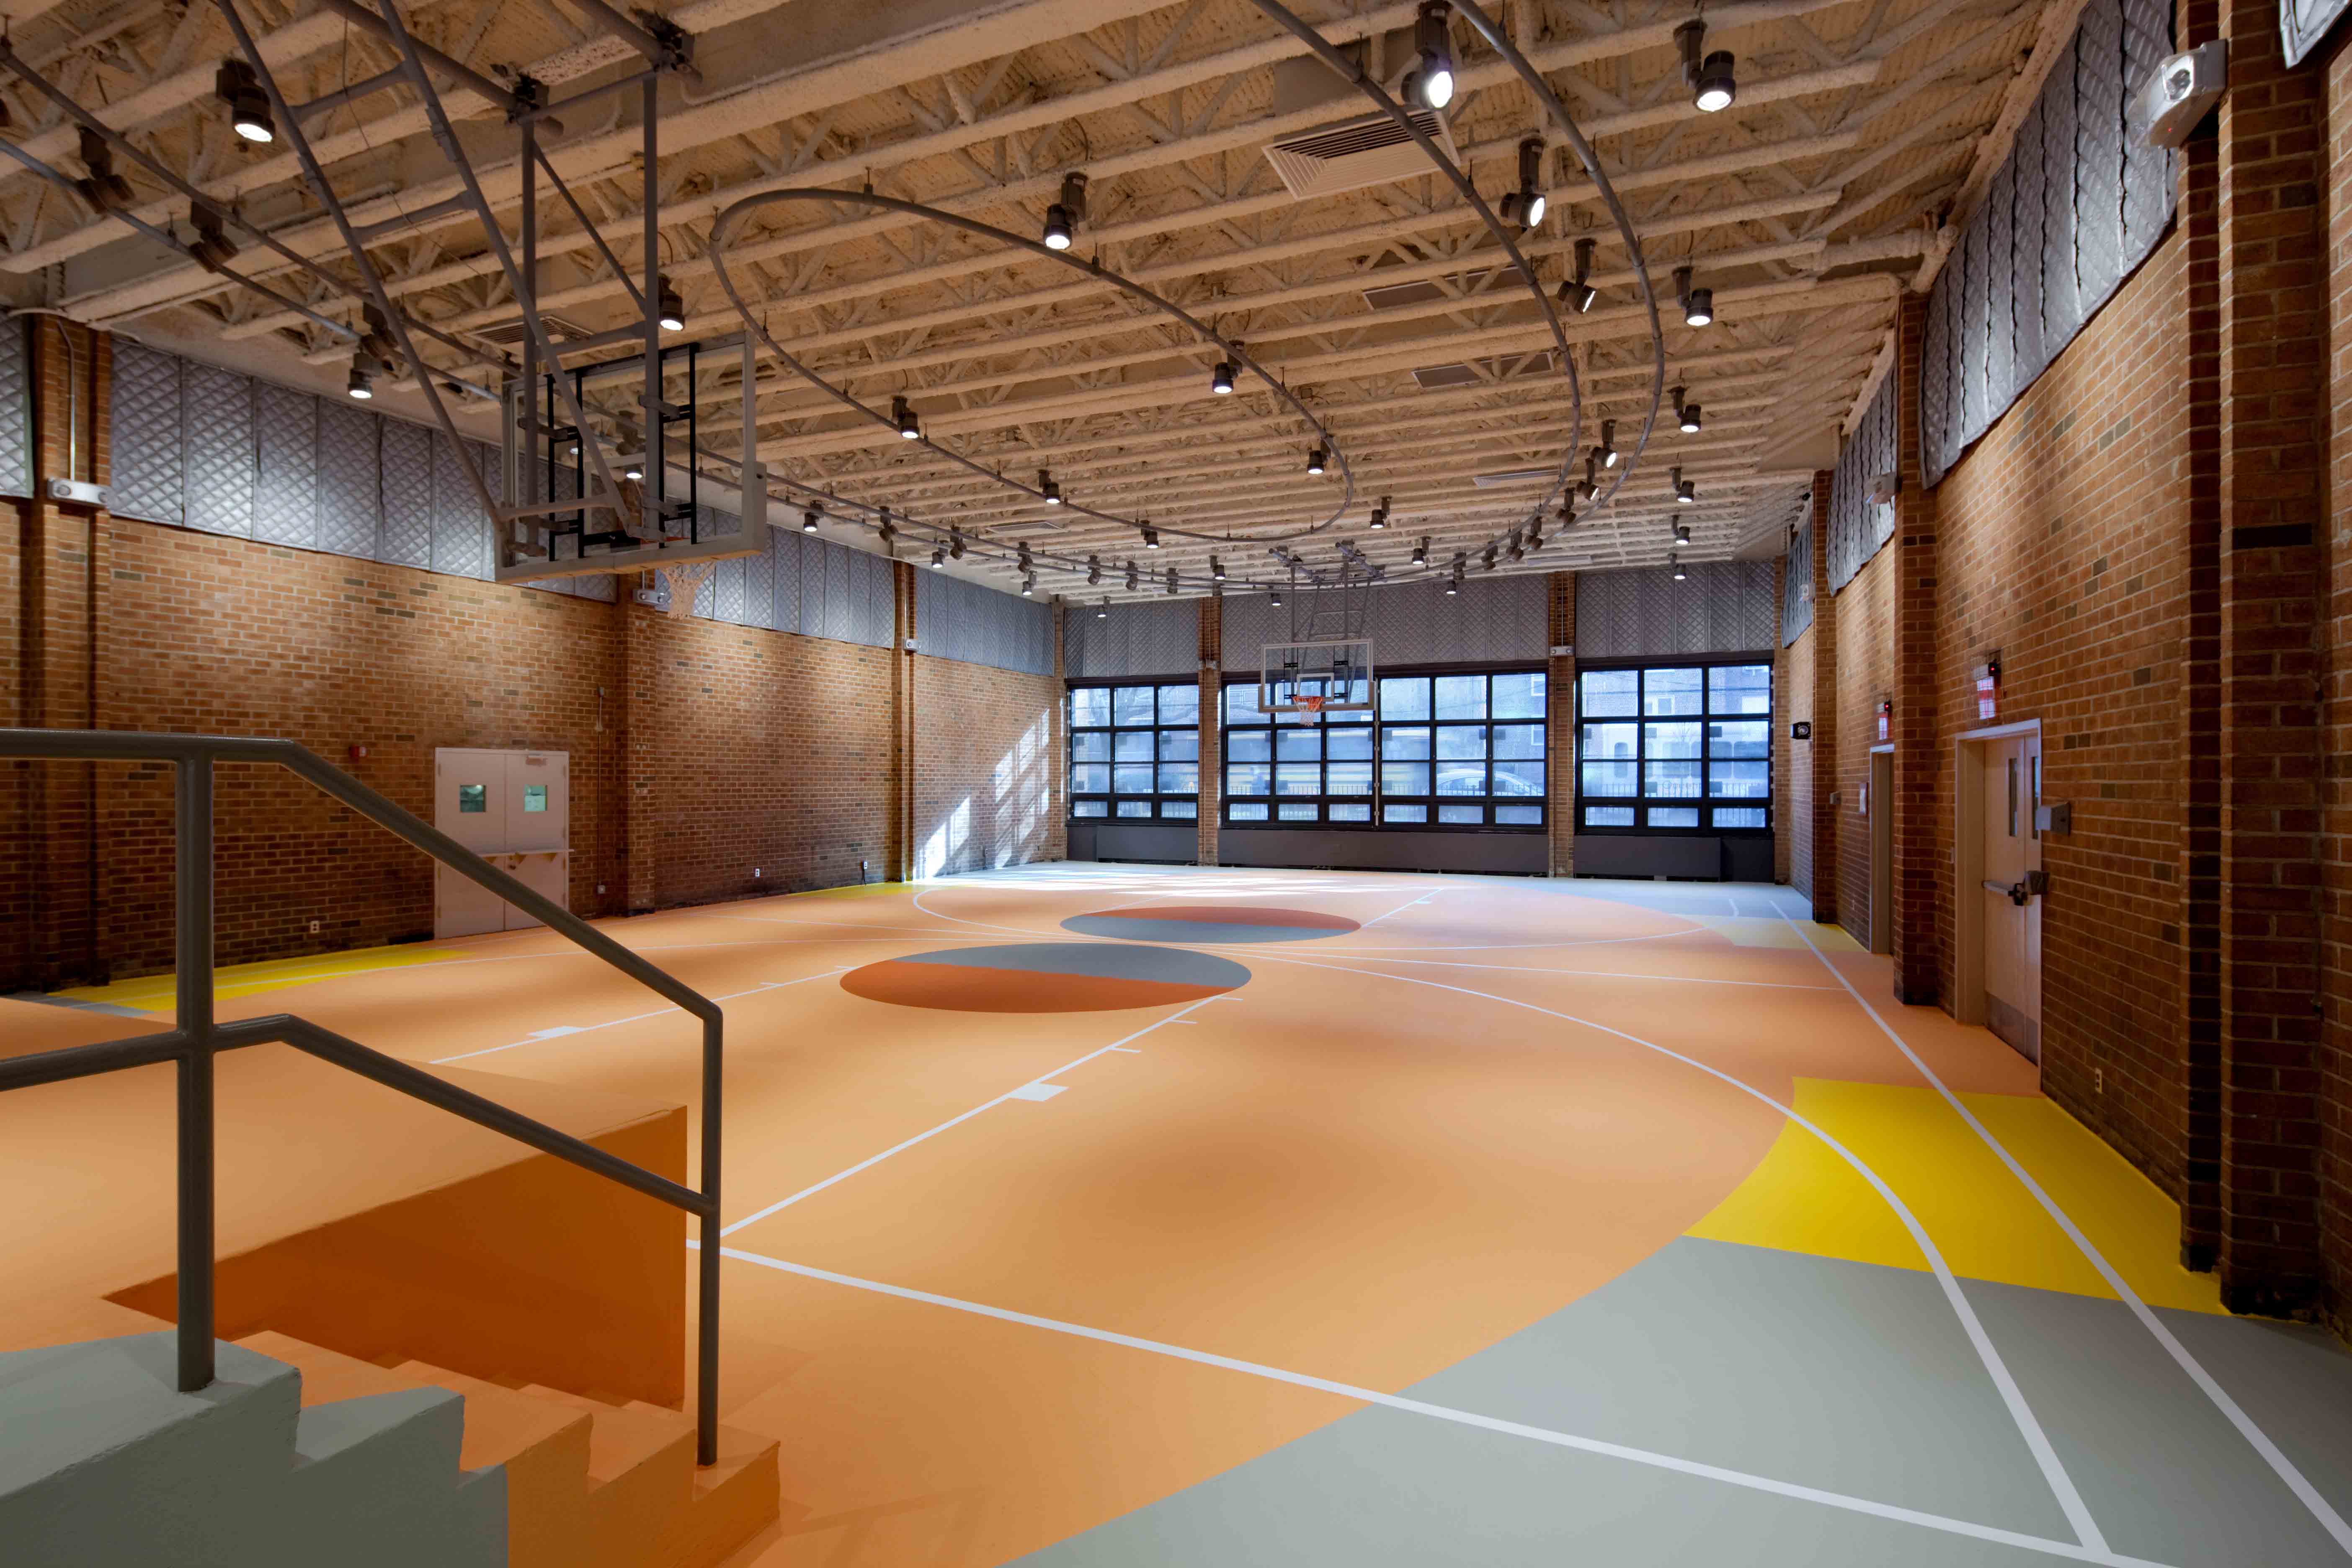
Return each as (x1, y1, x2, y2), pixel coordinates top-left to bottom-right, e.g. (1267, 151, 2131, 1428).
(1008, 1240, 2352, 1567)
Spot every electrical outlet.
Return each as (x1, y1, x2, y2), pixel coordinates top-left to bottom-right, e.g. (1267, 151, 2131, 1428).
(2095, 1066, 2104, 1095)
(754, 867, 763, 878)
(596, 882, 607, 895)
(309, 920, 321, 934)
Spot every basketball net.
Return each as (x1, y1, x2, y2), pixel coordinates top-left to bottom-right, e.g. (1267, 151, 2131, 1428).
(1297, 694, 1327, 723)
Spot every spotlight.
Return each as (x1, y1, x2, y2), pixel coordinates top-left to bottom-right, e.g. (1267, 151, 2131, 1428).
(1211, 359, 1235, 395)
(1674, 386, 1702, 433)
(1507, 531, 1525, 562)
(877, 508, 896, 549)
(1041, 171, 1087, 251)
(1527, 518, 1545, 551)
(1404, 2, 1455, 110)
(1038, 469, 1062, 505)
(1022, 573, 1036, 596)
(1671, 554, 1687, 581)
(1601, 419, 1619, 467)
(188, 204, 240, 272)
(1446, 555, 1464, 594)
(624, 464, 643, 481)
(1087, 554, 1102, 585)
(1674, 520, 1692, 545)
(72, 129, 134, 214)
(1412, 538, 1430, 569)
(893, 395, 920, 439)
(1674, 266, 1713, 327)
(931, 545, 947, 569)
(1212, 556, 1227, 581)
(1557, 237, 1598, 314)
(1369, 496, 1390, 530)
(217, 60, 274, 145)
(1097, 598, 1110, 618)
(949, 527, 966, 560)
(1500, 137, 1547, 229)
(1126, 561, 1140, 591)
(1142, 525, 1161, 550)
(1306, 446, 1327, 476)
(1165, 569, 1179, 596)
(802, 506, 822, 532)
(345, 362, 374, 400)
(1676, 21, 1737, 113)
(1559, 500, 1576, 529)
(1675, 467, 1697, 505)
(1017, 542, 1033, 574)
(656, 275, 685, 332)
(1270, 587, 1284, 607)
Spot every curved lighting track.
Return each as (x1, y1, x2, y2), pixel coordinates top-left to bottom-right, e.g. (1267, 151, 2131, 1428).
(1242, 0, 1666, 553)
(709, 188, 1357, 553)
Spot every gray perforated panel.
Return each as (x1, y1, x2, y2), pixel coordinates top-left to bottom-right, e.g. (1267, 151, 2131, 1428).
(0, 319, 29, 498)
(109, 342, 183, 524)
(714, 555, 748, 623)
(429, 433, 489, 579)
(1828, 373, 1897, 588)
(314, 398, 379, 558)
(1916, 0, 2170, 487)
(1922, 273, 1955, 484)
(378, 420, 433, 568)
(1067, 598, 1198, 679)
(741, 534, 774, 629)
(182, 362, 254, 538)
(1575, 561, 1776, 659)
(252, 382, 316, 547)
(772, 529, 803, 632)
(1220, 573, 1545, 671)
(1781, 523, 1814, 647)
(917, 570, 1054, 673)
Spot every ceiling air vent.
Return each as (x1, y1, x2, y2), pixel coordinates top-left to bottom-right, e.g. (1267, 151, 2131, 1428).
(1364, 265, 1525, 311)
(1472, 466, 1558, 487)
(1411, 351, 1553, 391)
(1264, 110, 1462, 200)
(475, 312, 594, 348)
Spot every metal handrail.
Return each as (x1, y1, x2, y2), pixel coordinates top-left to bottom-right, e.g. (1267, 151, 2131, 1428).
(0, 730, 724, 1465)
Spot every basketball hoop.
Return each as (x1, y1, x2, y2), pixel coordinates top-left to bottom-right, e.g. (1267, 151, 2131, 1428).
(1297, 694, 1328, 723)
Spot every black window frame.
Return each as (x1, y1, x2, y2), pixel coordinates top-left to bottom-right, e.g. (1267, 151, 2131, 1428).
(1219, 664, 1548, 833)
(1573, 654, 1773, 836)
(1066, 678, 1203, 823)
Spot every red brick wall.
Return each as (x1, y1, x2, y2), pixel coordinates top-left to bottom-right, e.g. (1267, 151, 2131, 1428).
(2324, 28, 2352, 1331)
(910, 652, 1065, 877)
(1931, 227, 2198, 1196)
(1834, 544, 1895, 949)
(1772, 560, 1793, 887)
(1784, 623, 1817, 902)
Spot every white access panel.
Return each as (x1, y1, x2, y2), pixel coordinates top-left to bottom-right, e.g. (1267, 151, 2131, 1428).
(434, 748, 571, 938)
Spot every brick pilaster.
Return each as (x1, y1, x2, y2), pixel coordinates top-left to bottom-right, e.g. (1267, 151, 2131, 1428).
(1772, 558, 1792, 887)
(621, 582, 660, 913)
(1807, 474, 1839, 925)
(891, 557, 917, 882)
(1198, 593, 1220, 865)
(1547, 570, 1576, 876)
(1890, 294, 1942, 1004)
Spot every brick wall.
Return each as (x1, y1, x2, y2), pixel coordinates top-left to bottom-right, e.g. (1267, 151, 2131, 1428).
(1771, 560, 1792, 887)
(910, 651, 1064, 877)
(1930, 227, 2198, 1197)
(1834, 544, 1895, 949)
(2324, 27, 2352, 1331)
(1785, 623, 1817, 902)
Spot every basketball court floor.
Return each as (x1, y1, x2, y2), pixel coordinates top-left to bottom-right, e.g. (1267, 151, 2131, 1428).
(13, 864, 2352, 1566)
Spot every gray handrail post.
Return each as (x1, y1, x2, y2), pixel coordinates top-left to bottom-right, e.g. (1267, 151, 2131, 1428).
(696, 1010, 721, 1466)
(176, 750, 216, 1394)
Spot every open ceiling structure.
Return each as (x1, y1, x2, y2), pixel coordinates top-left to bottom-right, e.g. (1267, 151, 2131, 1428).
(1, 0, 2058, 601)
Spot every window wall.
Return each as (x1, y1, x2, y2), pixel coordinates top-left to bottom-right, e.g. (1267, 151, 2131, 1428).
(1068, 681, 1201, 820)
(1574, 660, 1770, 833)
(1221, 669, 1546, 829)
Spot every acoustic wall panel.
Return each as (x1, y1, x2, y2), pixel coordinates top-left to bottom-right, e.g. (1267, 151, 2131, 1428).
(109, 342, 185, 525)
(917, 569, 1053, 673)
(0, 319, 29, 499)
(1919, 0, 2173, 483)
(313, 397, 380, 558)
(1575, 560, 1777, 658)
(714, 554, 748, 624)
(181, 362, 254, 538)
(1781, 521, 1814, 647)
(1827, 371, 1898, 591)
(1221, 573, 1546, 671)
(1066, 597, 1197, 679)
(378, 419, 433, 569)
(252, 382, 317, 547)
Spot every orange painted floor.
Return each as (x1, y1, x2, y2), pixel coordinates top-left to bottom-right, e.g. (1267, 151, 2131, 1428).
(10, 864, 2352, 1566)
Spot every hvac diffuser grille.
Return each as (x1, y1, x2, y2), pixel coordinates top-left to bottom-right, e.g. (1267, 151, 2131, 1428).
(1264, 110, 1461, 199)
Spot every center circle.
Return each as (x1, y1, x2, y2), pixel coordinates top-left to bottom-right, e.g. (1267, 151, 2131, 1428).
(1060, 905, 1361, 944)
(841, 941, 1249, 1012)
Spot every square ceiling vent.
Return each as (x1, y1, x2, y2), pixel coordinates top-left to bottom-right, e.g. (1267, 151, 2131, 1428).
(1412, 351, 1553, 391)
(1264, 109, 1462, 200)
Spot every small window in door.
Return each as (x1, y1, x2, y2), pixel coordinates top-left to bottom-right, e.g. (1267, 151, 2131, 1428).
(458, 784, 487, 813)
(523, 784, 548, 812)
(2006, 759, 2018, 837)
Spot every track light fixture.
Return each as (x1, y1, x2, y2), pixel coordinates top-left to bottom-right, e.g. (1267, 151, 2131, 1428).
(1405, 1, 1455, 111)
(1270, 586, 1284, 607)
(949, 527, 967, 560)
(1676, 21, 1737, 113)
(624, 463, 643, 481)
(1142, 524, 1161, 549)
(1125, 561, 1140, 591)
(1447, 555, 1465, 594)
(1673, 385, 1702, 433)
(1506, 531, 1525, 562)
(654, 275, 686, 333)
(1097, 598, 1110, 618)
(1675, 467, 1697, 505)
(1671, 554, 1688, 581)
(1017, 542, 1034, 574)
(1306, 446, 1328, 476)
(1041, 171, 1087, 251)
(877, 508, 896, 549)
(1211, 358, 1235, 395)
(188, 204, 240, 272)
(931, 545, 947, 569)
(893, 395, 920, 439)
(1674, 520, 1692, 545)
(1559, 498, 1576, 528)
(1369, 496, 1390, 530)
(345, 362, 374, 400)
(1412, 538, 1430, 569)
(1481, 544, 1498, 572)
(1581, 454, 1601, 502)
(1601, 420, 1620, 467)
(802, 506, 822, 532)
(1212, 556, 1227, 581)
(1527, 518, 1545, 552)
(1037, 469, 1062, 505)
(1556, 237, 1598, 314)
(1674, 266, 1713, 327)
(73, 128, 134, 214)
(1022, 573, 1037, 596)
(1500, 137, 1547, 229)
(1087, 555, 1102, 585)
(217, 60, 274, 144)
(1166, 568, 1179, 596)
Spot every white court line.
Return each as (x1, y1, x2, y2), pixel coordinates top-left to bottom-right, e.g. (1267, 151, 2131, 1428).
(704, 1244, 2173, 1568)
(1257, 950, 2112, 1555)
(428, 968, 847, 1064)
(1318, 953, 1840, 990)
(1356, 890, 1437, 928)
(717, 996, 1216, 1237)
(1784, 920, 2352, 1559)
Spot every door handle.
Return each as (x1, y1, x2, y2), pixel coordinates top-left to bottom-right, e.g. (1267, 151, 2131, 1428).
(1981, 872, 2047, 906)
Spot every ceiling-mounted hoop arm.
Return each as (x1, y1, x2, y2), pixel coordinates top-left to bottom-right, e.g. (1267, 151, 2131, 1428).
(1240, 0, 1665, 544)
(1448, 0, 1666, 521)
(707, 187, 1357, 548)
